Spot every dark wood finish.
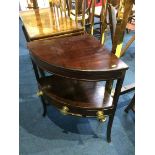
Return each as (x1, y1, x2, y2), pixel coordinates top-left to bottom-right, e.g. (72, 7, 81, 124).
(21, 24, 30, 42)
(20, 0, 131, 143)
(38, 75, 113, 116)
(111, 83, 135, 95)
(36, 73, 125, 143)
(107, 74, 125, 142)
(125, 94, 135, 113)
(120, 83, 135, 95)
(28, 34, 128, 81)
(27, 34, 128, 142)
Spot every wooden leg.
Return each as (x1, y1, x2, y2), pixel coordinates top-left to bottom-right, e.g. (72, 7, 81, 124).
(106, 73, 126, 142)
(38, 67, 46, 78)
(40, 96, 47, 117)
(107, 4, 114, 44)
(107, 114, 114, 143)
(105, 80, 113, 95)
(22, 25, 31, 42)
(125, 94, 135, 113)
(31, 58, 40, 82)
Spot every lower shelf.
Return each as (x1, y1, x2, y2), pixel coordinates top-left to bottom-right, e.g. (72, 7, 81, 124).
(38, 75, 114, 117)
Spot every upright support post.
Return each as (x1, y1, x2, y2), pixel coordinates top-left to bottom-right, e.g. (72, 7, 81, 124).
(112, 0, 134, 57)
(105, 0, 134, 94)
(107, 71, 126, 142)
(90, 0, 95, 35)
(32, 0, 39, 9)
(100, 0, 108, 45)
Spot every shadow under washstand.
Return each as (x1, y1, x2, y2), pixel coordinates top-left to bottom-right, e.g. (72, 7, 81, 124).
(46, 104, 99, 135)
(20, 97, 99, 142)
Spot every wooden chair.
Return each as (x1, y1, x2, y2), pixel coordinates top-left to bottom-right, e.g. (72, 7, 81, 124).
(20, 0, 109, 46)
(68, 0, 89, 21)
(125, 94, 135, 113)
(126, 4, 135, 33)
(104, 0, 135, 95)
(92, 0, 107, 35)
(113, 3, 135, 93)
(19, 0, 85, 42)
(107, 0, 135, 46)
(81, 0, 109, 44)
(66, 0, 107, 43)
(67, 0, 95, 35)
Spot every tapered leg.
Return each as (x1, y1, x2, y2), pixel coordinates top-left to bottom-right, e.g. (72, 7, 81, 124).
(107, 114, 115, 143)
(106, 72, 126, 143)
(40, 96, 47, 117)
(38, 67, 45, 78)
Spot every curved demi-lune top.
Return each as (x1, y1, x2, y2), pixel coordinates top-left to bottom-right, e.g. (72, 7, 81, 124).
(28, 34, 128, 80)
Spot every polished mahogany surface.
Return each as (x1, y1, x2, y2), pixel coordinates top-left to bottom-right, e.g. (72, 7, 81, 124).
(20, 7, 84, 40)
(24, 1, 129, 143)
(28, 34, 128, 80)
(39, 75, 113, 109)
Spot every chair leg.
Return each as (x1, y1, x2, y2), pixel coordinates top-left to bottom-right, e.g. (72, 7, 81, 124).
(100, 16, 102, 35)
(125, 95, 135, 113)
(107, 114, 114, 143)
(40, 96, 47, 117)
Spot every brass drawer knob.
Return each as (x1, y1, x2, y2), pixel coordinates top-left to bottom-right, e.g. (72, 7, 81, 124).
(60, 106, 69, 115)
(96, 111, 106, 122)
(36, 90, 43, 96)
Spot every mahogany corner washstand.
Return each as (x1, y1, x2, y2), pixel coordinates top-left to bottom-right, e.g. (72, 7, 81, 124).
(27, 34, 128, 142)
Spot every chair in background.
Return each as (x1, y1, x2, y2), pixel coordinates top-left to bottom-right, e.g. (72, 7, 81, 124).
(67, 0, 108, 45)
(20, 0, 109, 45)
(84, 0, 109, 44)
(103, 0, 135, 102)
(90, 0, 106, 36)
(125, 94, 135, 113)
(107, 0, 135, 45)
(20, 0, 49, 11)
(126, 4, 135, 33)
(67, 0, 95, 35)
(19, 0, 86, 42)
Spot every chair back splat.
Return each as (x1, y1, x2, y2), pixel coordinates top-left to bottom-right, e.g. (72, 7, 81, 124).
(49, 0, 68, 18)
(67, 0, 95, 30)
(87, 0, 108, 44)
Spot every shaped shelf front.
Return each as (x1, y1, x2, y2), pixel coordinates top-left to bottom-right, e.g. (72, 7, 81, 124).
(38, 75, 114, 117)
